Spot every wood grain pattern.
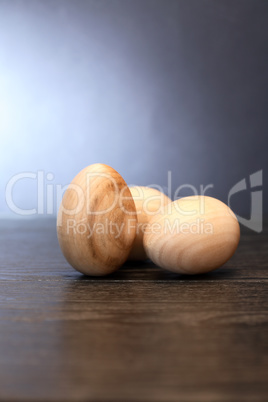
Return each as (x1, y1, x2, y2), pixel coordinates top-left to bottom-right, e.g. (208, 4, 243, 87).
(0, 218, 267, 401)
(144, 196, 240, 274)
(57, 164, 137, 276)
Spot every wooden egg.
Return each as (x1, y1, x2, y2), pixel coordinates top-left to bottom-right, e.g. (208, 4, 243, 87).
(128, 186, 171, 260)
(143, 196, 240, 274)
(57, 164, 137, 276)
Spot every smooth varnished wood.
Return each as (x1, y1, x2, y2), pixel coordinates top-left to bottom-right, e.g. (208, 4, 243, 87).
(0, 218, 267, 401)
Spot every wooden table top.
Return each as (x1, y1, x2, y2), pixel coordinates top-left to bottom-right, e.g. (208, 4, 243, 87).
(0, 219, 267, 401)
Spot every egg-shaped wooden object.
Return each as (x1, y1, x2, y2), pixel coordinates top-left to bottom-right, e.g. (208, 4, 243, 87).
(128, 186, 171, 260)
(143, 196, 240, 274)
(57, 164, 137, 276)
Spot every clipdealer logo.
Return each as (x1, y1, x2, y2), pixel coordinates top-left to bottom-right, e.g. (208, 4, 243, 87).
(228, 170, 263, 233)
(4, 170, 263, 233)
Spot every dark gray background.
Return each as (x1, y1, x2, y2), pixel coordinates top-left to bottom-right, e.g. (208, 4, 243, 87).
(0, 0, 267, 218)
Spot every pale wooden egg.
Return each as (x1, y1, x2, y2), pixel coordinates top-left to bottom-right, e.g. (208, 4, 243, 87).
(143, 196, 240, 274)
(128, 186, 171, 260)
(57, 164, 137, 276)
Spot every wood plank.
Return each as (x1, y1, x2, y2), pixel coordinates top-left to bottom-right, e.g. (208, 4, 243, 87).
(0, 219, 267, 401)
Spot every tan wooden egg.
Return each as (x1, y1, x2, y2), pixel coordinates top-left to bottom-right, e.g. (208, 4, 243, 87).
(128, 186, 171, 260)
(57, 164, 137, 276)
(143, 196, 240, 274)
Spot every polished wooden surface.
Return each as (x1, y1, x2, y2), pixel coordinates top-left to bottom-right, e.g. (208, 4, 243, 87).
(0, 219, 267, 401)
